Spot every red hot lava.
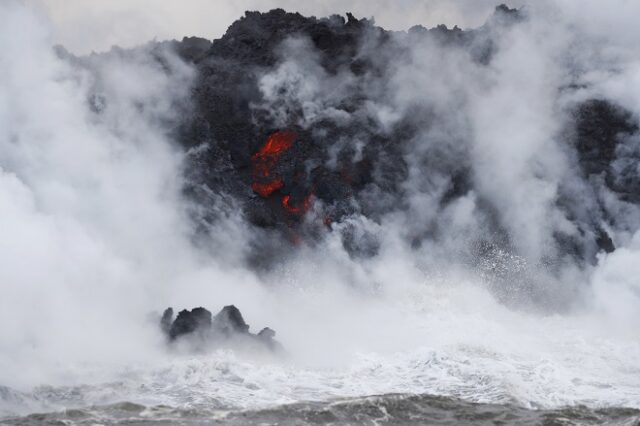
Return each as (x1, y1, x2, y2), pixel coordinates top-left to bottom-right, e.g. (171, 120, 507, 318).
(251, 130, 315, 217)
(251, 130, 296, 197)
(282, 194, 313, 215)
(252, 179, 284, 198)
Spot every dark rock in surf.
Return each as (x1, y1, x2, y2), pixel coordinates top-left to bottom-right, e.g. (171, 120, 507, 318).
(160, 307, 174, 335)
(161, 305, 282, 353)
(169, 307, 212, 340)
(213, 305, 250, 335)
(258, 327, 284, 352)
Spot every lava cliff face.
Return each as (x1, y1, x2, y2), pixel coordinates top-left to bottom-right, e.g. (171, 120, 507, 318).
(73, 5, 640, 271)
(174, 7, 524, 252)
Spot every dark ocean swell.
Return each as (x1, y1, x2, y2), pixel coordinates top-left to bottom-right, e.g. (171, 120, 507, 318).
(3, 394, 640, 426)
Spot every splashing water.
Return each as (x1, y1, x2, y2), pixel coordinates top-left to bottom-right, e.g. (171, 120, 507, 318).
(1, 1, 640, 424)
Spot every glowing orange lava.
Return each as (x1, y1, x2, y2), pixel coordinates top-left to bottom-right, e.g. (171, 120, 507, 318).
(251, 131, 315, 218)
(254, 131, 296, 159)
(252, 179, 284, 198)
(251, 131, 297, 197)
(282, 194, 313, 214)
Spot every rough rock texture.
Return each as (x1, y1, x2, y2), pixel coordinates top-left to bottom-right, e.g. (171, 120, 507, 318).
(574, 99, 640, 202)
(161, 305, 282, 352)
(177, 7, 636, 262)
(73, 5, 640, 270)
(213, 305, 250, 335)
(170, 6, 526, 248)
(168, 307, 212, 340)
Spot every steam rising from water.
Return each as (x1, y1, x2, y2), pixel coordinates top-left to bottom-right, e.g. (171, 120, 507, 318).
(1, 0, 640, 419)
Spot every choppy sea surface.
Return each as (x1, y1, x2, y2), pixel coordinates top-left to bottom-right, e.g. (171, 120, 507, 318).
(2, 394, 639, 425)
(2, 342, 640, 426)
(2, 281, 639, 426)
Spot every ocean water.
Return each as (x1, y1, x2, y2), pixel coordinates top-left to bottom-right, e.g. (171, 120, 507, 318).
(3, 2, 640, 425)
(2, 280, 639, 425)
(3, 395, 640, 425)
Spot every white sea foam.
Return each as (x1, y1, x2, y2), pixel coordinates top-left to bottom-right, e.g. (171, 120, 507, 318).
(1, 0, 640, 420)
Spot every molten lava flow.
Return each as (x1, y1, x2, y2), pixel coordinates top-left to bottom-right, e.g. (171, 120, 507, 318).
(252, 179, 284, 198)
(282, 194, 313, 215)
(251, 131, 315, 217)
(254, 131, 296, 159)
(251, 131, 297, 197)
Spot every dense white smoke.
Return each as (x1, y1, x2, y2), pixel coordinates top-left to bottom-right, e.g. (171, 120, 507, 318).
(0, 0, 263, 390)
(251, 0, 640, 301)
(1, 0, 640, 418)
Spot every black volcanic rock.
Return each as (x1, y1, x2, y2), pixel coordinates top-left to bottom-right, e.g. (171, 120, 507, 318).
(161, 305, 282, 353)
(573, 99, 640, 203)
(213, 305, 250, 335)
(169, 7, 639, 266)
(257, 327, 284, 352)
(77, 6, 640, 269)
(574, 99, 638, 178)
(169, 307, 212, 340)
(160, 307, 174, 335)
(175, 9, 432, 250)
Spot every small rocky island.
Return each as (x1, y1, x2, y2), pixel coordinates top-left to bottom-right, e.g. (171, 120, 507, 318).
(160, 305, 283, 353)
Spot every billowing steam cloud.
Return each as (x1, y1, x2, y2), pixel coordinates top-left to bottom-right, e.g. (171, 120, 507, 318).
(1, 0, 640, 418)
(0, 0, 261, 390)
(245, 2, 640, 305)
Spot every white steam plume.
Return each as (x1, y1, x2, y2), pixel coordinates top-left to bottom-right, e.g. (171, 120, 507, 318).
(1, 0, 640, 417)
